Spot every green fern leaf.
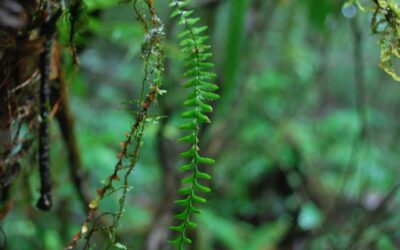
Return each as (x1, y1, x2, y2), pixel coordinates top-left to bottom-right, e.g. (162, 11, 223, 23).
(169, 0, 219, 249)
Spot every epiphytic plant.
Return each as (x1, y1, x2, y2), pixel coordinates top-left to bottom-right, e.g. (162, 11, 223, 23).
(66, 0, 165, 249)
(2, 0, 218, 248)
(168, 0, 219, 249)
(344, 0, 400, 81)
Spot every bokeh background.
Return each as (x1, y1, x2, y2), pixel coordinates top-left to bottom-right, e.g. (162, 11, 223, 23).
(2, 0, 400, 249)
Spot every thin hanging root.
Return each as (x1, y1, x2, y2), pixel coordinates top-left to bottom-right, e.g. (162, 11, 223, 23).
(35, 2, 62, 212)
(37, 37, 52, 211)
(36, 5, 54, 211)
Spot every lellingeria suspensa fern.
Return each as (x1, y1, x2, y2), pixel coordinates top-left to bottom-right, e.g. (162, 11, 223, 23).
(169, 0, 220, 248)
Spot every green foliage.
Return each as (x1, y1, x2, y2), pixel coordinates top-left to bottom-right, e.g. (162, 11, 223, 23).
(168, 0, 219, 249)
(349, 0, 400, 81)
(371, 0, 400, 81)
(198, 209, 290, 250)
(4, 0, 400, 249)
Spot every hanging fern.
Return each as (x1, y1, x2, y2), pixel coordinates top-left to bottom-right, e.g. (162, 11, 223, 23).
(169, 0, 219, 248)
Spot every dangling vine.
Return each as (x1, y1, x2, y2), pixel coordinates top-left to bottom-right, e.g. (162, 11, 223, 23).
(37, 1, 62, 211)
(37, 1, 53, 211)
(105, 6, 165, 247)
(66, 1, 165, 249)
(168, 0, 219, 248)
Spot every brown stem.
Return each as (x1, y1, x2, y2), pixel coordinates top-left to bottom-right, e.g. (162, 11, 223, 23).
(66, 84, 160, 249)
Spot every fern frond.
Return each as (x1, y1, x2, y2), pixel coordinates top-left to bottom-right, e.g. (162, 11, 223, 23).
(169, 0, 219, 249)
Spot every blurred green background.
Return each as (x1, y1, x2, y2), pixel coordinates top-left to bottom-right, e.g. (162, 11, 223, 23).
(3, 0, 400, 249)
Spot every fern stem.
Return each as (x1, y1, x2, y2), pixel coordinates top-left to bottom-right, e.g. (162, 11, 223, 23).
(169, 0, 219, 248)
(174, 2, 202, 247)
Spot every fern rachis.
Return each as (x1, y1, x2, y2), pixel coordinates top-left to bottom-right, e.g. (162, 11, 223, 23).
(169, 0, 219, 248)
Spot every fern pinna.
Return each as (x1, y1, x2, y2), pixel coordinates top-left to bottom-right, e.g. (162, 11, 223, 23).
(169, 0, 219, 248)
